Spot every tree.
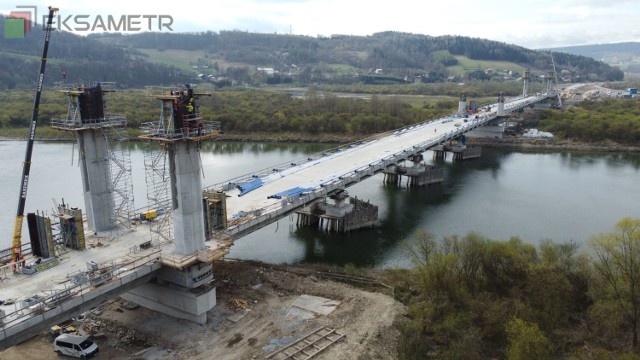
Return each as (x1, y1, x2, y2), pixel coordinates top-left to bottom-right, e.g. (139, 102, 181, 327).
(506, 318, 552, 360)
(590, 218, 640, 350)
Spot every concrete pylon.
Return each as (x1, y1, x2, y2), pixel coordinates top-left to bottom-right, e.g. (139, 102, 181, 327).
(125, 85, 221, 325)
(168, 141, 206, 255)
(458, 94, 467, 115)
(497, 93, 505, 117)
(78, 131, 116, 232)
(547, 70, 554, 95)
(523, 68, 530, 97)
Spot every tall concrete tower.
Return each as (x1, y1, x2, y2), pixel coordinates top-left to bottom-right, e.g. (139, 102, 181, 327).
(51, 82, 133, 232)
(497, 92, 505, 117)
(122, 85, 221, 324)
(523, 68, 530, 97)
(546, 70, 554, 95)
(458, 94, 467, 115)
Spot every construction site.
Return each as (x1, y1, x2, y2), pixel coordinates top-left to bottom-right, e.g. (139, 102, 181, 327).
(0, 9, 406, 359)
(2, 260, 405, 359)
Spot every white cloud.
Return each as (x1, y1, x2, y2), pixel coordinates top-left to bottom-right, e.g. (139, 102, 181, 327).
(1, 0, 638, 48)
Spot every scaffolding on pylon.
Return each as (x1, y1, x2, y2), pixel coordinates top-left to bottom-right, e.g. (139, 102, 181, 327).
(143, 145, 173, 245)
(104, 124, 135, 229)
(50, 82, 135, 230)
(139, 84, 221, 246)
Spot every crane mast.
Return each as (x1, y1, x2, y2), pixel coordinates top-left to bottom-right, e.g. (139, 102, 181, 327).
(11, 6, 59, 271)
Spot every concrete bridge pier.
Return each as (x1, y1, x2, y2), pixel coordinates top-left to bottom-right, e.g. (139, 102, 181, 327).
(432, 144, 481, 161)
(295, 191, 378, 233)
(451, 146, 481, 160)
(384, 155, 443, 187)
(122, 141, 216, 324)
(78, 130, 116, 232)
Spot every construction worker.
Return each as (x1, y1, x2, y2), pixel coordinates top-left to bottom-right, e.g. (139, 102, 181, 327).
(186, 98, 194, 113)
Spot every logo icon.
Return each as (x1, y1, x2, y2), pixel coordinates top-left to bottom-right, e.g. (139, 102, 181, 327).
(4, 6, 37, 39)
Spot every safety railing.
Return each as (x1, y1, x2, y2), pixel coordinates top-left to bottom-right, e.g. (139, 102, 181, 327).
(50, 115, 127, 129)
(0, 251, 161, 340)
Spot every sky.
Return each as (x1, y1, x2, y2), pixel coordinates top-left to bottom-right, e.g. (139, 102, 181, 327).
(1, 0, 639, 49)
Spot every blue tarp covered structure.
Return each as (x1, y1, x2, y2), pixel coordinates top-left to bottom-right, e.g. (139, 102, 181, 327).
(236, 178, 263, 197)
(267, 187, 313, 199)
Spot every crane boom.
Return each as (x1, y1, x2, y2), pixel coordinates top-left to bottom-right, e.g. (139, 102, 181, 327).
(11, 6, 59, 270)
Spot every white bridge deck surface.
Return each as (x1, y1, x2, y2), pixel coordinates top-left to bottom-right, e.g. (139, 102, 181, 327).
(221, 95, 547, 221)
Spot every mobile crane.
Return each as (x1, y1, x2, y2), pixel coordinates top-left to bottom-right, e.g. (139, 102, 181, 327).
(11, 6, 59, 272)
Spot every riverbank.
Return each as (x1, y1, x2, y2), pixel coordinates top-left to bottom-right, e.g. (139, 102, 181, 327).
(2, 132, 639, 152)
(467, 136, 640, 152)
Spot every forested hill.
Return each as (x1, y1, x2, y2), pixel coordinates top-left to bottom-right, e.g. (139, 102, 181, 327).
(89, 31, 623, 81)
(0, 15, 623, 90)
(0, 16, 184, 89)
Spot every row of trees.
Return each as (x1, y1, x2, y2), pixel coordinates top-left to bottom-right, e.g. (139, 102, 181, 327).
(539, 98, 640, 144)
(0, 88, 455, 137)
(3, 86, 637, 145)
(385, 218, 640, 359)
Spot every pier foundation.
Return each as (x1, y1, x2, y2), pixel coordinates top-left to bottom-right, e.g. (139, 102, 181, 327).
(384, 156, 444, 187)
(296, 192, 378, 233)
(433, 145, 482, 161)
(121, 263, 215, 324)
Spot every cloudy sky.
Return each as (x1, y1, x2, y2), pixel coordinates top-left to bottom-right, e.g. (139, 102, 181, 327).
(2, 0, 638, 49)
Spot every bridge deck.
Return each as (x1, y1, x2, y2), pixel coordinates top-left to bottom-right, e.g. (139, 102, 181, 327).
(217, 95, 549, 235)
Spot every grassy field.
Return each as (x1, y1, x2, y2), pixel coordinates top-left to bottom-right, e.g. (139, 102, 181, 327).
(448, 55, 526, 76)
(0, 51, 75, 66)
(136, 49, 253, 73)
(328, 63, 359, 74)
(136, 49, 207, 72)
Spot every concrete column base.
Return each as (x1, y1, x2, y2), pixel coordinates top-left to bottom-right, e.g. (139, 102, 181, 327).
(121, 282, 216, 325)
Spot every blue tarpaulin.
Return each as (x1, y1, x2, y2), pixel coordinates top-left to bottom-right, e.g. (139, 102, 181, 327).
(236, 178, 263, 197)
(267, 187, 313, 199)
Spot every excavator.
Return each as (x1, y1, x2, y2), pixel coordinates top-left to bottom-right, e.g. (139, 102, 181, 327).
(11, 6, 59, 272)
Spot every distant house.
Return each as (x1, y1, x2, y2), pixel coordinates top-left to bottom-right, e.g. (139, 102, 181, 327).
(374, 69, 383, 74)
(257, 67, 275, 75)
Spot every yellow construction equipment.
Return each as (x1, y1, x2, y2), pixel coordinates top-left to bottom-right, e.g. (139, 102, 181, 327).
(11, 7, 59, 271)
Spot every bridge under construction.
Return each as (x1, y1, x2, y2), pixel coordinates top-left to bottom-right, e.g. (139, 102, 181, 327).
(0, 56, 558, 349)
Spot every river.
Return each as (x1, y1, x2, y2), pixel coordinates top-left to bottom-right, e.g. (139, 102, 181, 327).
(1, 140, 638, 268)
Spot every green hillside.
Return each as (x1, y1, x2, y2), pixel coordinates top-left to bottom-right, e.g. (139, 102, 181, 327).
(448, 56, 526, 77)
(0, 14, 624, 90)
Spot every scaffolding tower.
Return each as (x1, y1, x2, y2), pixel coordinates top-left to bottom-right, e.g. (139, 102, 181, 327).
(51, 82, 135, 231)
(106, 122, 135, 228)
(143, 146, 172, 244)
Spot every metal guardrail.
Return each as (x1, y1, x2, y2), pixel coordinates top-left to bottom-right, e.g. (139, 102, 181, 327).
(50, 115, 127, 129)
(139, 120, 221, 139)
(0, 251, 161, 340)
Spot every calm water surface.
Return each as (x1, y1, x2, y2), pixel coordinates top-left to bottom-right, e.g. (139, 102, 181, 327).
(1, 140, 638, 268)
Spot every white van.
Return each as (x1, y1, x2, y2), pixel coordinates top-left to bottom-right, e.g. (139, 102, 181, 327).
(53, 334, 99, 358)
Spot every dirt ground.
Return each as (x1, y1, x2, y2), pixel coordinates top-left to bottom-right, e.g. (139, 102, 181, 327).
(1, 260, 406, 360)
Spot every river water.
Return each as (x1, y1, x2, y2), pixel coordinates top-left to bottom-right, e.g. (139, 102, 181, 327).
(1, 140, 638, 268)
